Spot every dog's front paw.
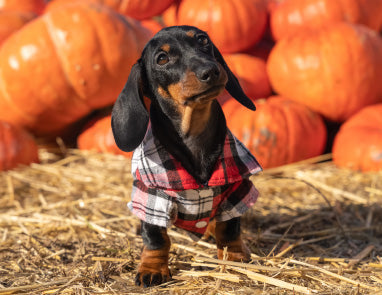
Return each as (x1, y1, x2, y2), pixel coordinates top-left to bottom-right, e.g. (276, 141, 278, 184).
(135, 264, 171, 287)
(217, 239, 251, 262)
(135, 247, 171, 287)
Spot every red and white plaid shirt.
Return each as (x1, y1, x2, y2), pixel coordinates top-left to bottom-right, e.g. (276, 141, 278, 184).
(128, 124, 262, 238)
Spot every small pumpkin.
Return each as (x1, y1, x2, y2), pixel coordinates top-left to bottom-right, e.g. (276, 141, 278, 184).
(333, 104, 382, 172)
(0, 0, 45, 14)
(270, 0, 382, 40)
(0, 2, 150, 135)
(0, 11, 36, 45)
(176, 0, 268, 53)
(77, 115, 133, 158)
(0, 120, 39, 171)
(267, 22, 382, 122)
(223, 96, 327, 169)
(223, 53, 272, 100)
(47, 0, 175, 20)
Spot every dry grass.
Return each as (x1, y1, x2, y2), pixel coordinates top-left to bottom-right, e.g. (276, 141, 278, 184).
(0, 148, 381, 294)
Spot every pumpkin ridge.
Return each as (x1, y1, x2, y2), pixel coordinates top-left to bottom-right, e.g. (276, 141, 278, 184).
(226, 1, 241, 46)
(0, 65, 35, 123)
(42, 13, 89, 104)
(85, 5, 132, 75)
(4, 125, 16, 169)
(319, 26, 336, 117)
(0, 124, 5, 169)
(119, 0, 129, 12)
(43, 8, 107, 106)
(84, 10, 148, 109)
(351, 0, 365, 23)
(207, 0, 214, 40)
(106, 16, 140, 74)
(329, 25, 354, 120)
(280, 102, 297, 164)
(79, 6, 111, 83)
(2, 123, 14, 170)
(348, 26, 381, 117)
(267, 101, 288, 164)
(344, 26, 359, 119)
(337, 0, 352, 22)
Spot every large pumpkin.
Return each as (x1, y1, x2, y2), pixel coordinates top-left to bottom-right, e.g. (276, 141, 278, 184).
(267, 22, 382, 122)
(47, 0, 175, 20)
(271, 0, 382, 40)
(0, 11, 36, 45)
(77, 115, 133, 158)
(223, 53, 272, 100)
(176, 0, 268, 53)
(0, 0, 45, 14)
(333, 104, 382, 172)
(0, 3, 150, 135)
(0, 120, 39, 171)
(223, 96, 327, 169)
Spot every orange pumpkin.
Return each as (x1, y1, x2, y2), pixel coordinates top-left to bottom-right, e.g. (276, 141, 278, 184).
(333, 104, 382, 172)
(271, 0, 382, 40)
(0, 11, 36, 45)
(176, 0, 268, 53)
(0, 0, 45, 14)
(0, 120, 39, 171)
(223, 96, 327, 169)
(77, 115, 133, 158)
(162, 0, 181, 27)
(223, 53, 272, 100)
(267, 22, 382, 122)
(0, 2, 150, 136)
(47, 0, 175, 20)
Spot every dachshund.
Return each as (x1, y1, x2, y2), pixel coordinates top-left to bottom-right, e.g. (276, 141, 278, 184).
(111, 26, 262, 288)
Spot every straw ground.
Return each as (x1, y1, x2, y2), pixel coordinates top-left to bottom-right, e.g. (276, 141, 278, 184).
(0, 148, 381, 294)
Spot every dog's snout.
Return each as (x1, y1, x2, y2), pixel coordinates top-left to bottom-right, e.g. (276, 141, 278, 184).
(196, 64, 220, 83)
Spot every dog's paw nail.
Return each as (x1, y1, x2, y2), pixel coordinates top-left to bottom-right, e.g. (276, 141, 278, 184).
(135, 270, 171, 288)
(151, 273, 162, 286)
(142, 274, 152, 288)
(134, 273, 142, 286)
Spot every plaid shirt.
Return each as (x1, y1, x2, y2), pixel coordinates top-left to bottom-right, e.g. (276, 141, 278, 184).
(128, 124, 262, 238)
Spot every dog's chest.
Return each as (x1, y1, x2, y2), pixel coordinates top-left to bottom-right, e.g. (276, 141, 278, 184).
(131, 125, 261, 190)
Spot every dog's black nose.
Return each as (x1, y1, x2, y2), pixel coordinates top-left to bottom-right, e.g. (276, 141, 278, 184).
(196, 64, 220, 83)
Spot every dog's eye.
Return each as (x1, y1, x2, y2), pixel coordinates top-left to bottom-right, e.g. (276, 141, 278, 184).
(157, 53, 169, 65)
(196, 35, 209, 46)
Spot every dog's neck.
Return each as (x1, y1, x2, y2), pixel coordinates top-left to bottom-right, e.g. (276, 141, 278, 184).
(150, 99, 227, 184)
(180, 103, 212, 136)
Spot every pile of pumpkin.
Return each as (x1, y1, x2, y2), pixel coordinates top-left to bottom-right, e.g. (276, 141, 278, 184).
(1, 0, 382, 172)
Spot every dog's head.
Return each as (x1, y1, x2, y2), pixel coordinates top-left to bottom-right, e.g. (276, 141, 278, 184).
(112, 26, 256, 152)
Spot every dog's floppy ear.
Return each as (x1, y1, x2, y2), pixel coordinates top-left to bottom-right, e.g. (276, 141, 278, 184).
(213, 45, 256, 111)
(111, 62, 149, 152)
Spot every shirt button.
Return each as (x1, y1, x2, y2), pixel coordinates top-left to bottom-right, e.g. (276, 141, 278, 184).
(195, 221, 208, 228)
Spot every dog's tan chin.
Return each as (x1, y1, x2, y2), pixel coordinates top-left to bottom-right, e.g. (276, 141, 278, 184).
(186, 85, 225, 105)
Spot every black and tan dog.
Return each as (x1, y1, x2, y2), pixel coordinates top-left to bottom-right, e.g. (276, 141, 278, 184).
(112, 26, 261, 287)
